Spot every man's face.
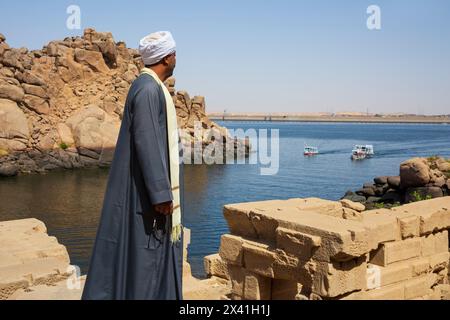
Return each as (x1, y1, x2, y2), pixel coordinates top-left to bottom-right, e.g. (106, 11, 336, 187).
(165, 51, 177, 77)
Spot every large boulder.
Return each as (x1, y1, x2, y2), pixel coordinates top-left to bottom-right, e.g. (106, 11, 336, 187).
(37, 129, 59, 151)
(57, 50, 85, 82)
(380, 190, 402, 204)
(177, 91, 192, 111)
(74, 48, 110, 74)
(0, 163, 18, 177)
(357, 187, 376, 197)
(0, 98, 29, 140)
(400, 158, 430, 188)
(66, 105, 105, 130)
(0, 138, 27, 152)
(436, 158, 450, 172)
(1, 49, 23, 70)
(192, 96, 206, 114)
(66, 105, 119, 162)
(21, 84, 48, 99)
(387, 176, 401, 189)
(0, 81, 25, 102)
(92, 39, 118, 68)
(23, 94, 49, 114)
(433, 176, 446, 188)
(56, 123, 75, 146)
(373, 176, 388, 185)
(15, 70, 46, 86)
(0, 42, 9, 56)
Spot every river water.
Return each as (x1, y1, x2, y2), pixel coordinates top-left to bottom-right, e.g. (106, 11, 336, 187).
(1, 121, 449, 278)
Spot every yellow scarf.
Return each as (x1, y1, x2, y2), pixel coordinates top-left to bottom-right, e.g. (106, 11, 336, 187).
(140, 68, 182, 244)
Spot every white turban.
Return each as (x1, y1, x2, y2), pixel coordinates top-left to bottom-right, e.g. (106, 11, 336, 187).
(139, 31, 176, 66)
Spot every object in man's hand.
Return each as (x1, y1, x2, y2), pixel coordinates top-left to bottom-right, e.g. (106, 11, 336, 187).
(154, 201, 174, 216)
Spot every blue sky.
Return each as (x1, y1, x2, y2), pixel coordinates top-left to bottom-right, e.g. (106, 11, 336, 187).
(1, 0, 449, 114)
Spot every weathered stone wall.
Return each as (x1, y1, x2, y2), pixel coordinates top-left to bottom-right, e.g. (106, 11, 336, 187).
(0, 219, 76, 299)
(0, 219, 229, 300)
(3, 197, 450, 300)
(205, 197, 450, 300)
(0, 29, 249, 177)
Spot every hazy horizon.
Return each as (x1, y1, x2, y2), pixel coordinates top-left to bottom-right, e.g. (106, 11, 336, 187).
(1, 0, 449, 115)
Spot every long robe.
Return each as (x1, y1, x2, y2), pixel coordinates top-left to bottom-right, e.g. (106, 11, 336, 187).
(81, 73, 184, 300)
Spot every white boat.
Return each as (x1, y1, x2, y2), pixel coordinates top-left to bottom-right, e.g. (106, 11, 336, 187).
(351, 145, 374, 160)
(304, 146, 319, 156)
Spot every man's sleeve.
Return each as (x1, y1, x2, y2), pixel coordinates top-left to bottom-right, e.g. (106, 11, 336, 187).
(131, 85, 173, 205)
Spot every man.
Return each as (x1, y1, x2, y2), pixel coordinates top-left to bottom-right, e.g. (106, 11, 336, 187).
(82, 31, 184, 300)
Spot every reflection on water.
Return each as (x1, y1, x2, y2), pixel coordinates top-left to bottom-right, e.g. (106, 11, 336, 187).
(1, 122, 450, 278)
(0, 168, 108, 275)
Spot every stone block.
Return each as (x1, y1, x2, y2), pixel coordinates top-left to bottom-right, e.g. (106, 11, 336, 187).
(204, 254, 230, 280)
(362, 210, 401, 251)
(275, 227, 321, 260)
(219, 234, 244, 266)
(434, 230, 449, 254)
(404, 275, 432, 300)
(340, 199, 365, 212)
(242, 242, 276, 278)
(429, 252, 449, 272)
(342, 208, 363, 221)
(370, 238, 421, 267)
(242, 241, 315, 285)
(265, 209, 370, 261)
(367, 261, 412, 289)
(391, 197, 450, 236)
(411, 257, 431, 276)
(243, 273, 271, 300)
(224, 198, 347, 242)
(228, 266, 271, 300)
(223, 204, 258, 239)
(421, 234, 436, 257)
(271, 279, 303, 300)
(397, 215, 420, 239)
(365, 282, 405, 300)
(421, 231, 449, 258)
(313, 256, 367, 298)
(228, 265, 247, 297)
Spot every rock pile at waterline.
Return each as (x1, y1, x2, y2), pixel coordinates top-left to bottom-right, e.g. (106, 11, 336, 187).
(343, 157, 450, 210)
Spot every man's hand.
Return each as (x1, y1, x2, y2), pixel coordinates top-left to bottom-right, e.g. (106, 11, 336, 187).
(154, 201, 174, 216)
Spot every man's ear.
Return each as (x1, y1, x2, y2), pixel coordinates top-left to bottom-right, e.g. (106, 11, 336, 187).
(162, 56, 170, 66)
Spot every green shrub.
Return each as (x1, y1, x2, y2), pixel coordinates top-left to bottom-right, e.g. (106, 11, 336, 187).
(59, 142, 69, 150)
(374, 202, 385, 209)
(411, 191, 432, 202)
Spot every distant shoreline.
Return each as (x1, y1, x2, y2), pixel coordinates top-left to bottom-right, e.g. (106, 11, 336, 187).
(208, 113, 450, 124)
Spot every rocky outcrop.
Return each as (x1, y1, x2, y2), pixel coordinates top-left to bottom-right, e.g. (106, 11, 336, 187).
(0, 28, 249, 176)
(205, 197, 450, 300)
(343, 157, 450, 210)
